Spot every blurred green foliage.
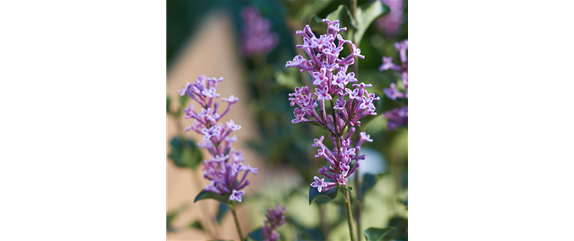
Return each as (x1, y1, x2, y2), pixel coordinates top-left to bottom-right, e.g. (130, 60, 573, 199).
(364, 227, 395, 241)
(167, 137, 203, 170)
(166, 204, 186, 233)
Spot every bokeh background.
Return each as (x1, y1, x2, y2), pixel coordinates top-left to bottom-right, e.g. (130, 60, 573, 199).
(166, 0, 408, 240)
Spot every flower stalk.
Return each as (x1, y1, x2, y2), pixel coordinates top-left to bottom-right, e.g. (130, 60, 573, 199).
(343, 189, 356, 241)
(230, 204, 244, 241)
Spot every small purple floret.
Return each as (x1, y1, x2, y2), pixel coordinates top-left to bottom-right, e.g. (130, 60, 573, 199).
(230, 189, 245, 202)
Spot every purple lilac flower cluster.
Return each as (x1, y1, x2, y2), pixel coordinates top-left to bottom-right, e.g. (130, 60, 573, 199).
(376, 0, 405, 37)
(241, 6, 279, 57)
(286, 20, 377, 192)
(263, 204, 287, 241)
(380, 39, 408, 130)
(179, 75, 257, 202)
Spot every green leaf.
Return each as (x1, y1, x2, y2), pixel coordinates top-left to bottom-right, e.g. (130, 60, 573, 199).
(188, 220, 205, 232)
(166, 95, 171, 114)
(178, 95, 187, 108)
(166, 212, 177, 233)
(167, 137, 203, 170)
(309, 4, 357, 38)
(361, 173, 377, 196)
(245, 227, 264, 241)
(173, 95, 188, 118)
(309, 186, 339, 205)
(353, 0, 390, 43)
(326, 5, 357, 29)
(295, 0, 334, 22)
(275, 67, 300, 90)
(364, 227, 396, 241)
(216, 202, 229, 223)
(194, 190, 233, 205)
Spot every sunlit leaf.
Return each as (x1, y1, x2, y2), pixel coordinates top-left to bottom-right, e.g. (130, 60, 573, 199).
(275, 67, 300, 89)
(364, 227, 396, 241)
(326, 4, 357, 29)
(309, 4, 356, 38)
(295, 0, 334, 22)
(353, 0, 390, 44)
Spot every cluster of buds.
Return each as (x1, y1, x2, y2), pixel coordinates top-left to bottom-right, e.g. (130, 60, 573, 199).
(263, 204, 287, 241)
(241, 6, 279, 57)
(380, 39, 408, 130)
(286, 20, 377, 191)
(179, 75, 257, 202)
(376, 0, 406, 37)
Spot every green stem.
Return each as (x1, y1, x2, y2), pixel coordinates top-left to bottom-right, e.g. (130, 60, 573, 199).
(344, 189, 356, 241)
(230, 205, 244, 241)
(349, 0, 360, 239)
(172, 115, 220, 239)
(191, 171, 220, 239)
(330, 100, 342, 151)
(355, 169, 362, 241)
(350, 0, 357, 18)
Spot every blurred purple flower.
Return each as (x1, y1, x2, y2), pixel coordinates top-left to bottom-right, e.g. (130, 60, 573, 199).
(380, 39, 408, 130)
(263, 204, 287, 241)
(241, 6, 279, 57)
(179, 75, 257, 202)
(384, 106, 408, 131)
(376, 0, 405, 37)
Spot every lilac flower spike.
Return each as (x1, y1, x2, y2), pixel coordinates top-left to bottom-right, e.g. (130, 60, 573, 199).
(241, 6, 279, 57)
(179, 75, 257, 202)
(287, 20, 378, 191)
(263, 204, 287, 241)
(380, 39, 408, 130)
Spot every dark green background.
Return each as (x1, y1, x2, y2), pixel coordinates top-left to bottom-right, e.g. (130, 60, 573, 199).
(414, 0, 574, 240)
